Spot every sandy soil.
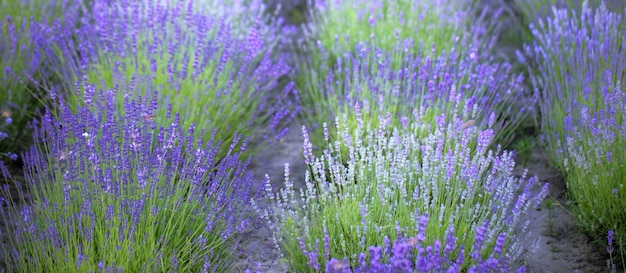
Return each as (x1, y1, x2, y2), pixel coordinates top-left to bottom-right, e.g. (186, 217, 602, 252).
(512, 146, 609, 273)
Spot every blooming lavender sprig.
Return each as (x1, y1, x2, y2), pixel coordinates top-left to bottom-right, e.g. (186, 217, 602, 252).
(298, 35, 525, 159)
(523, 1, 626, 257)
(605, 230, 625, 272)
(259, 98, 548, 272)
(0, 82, 255, 272)
(43, 0, 299, 162)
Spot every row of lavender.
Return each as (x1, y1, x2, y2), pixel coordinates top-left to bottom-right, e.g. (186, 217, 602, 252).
(0, 1, 620, 273)
(515, 0, 626, 270)
(1, 0, 297, 271)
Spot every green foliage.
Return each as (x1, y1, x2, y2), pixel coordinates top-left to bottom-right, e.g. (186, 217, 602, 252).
(310, 0, 466, 62)
(511, 135, 537, 166)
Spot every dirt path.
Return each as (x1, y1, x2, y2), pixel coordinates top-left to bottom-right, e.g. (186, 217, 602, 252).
(512, 146, 608, 273)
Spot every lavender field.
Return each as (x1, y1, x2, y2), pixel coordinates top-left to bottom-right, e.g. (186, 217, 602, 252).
(0, 0, 624, 272)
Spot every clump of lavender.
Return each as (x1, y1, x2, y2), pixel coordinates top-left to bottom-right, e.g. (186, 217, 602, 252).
(0, 82, 255, 272)
(258, 99, 548, 272)
(524, 0, 626, 168)
(293, 0, 510, 153)
(46, 0, 298, 161)
(558, 78, 626, 257)
(298, 36, 525, 159)
(524, 1, 626, 257)
(0, 0, 86, 159)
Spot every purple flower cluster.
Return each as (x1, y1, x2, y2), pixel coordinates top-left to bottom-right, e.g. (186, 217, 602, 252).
(323, 217, 526, 273)
(0, 81, 255, 271)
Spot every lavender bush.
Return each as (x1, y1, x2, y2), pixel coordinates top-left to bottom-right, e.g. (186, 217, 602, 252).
(45, 0, 298, 161)
(298, 37, 526, 159)
(558, 78, 626, 262)
(0, 81, 256, 272)
(524, 0, 626, 258)
(257, 100, 548, 272)
(0, 0, 86, 159)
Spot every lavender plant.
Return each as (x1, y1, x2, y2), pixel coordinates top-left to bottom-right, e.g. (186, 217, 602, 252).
(0, 0, 85, 159)
(557, 80, 626, 256)
(257, 101, 548, 272)
(0, 82, 256, 272)
(524, 0, 626, 257)
(298, 37, 526, 159)
(46, 0, 298, 161)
